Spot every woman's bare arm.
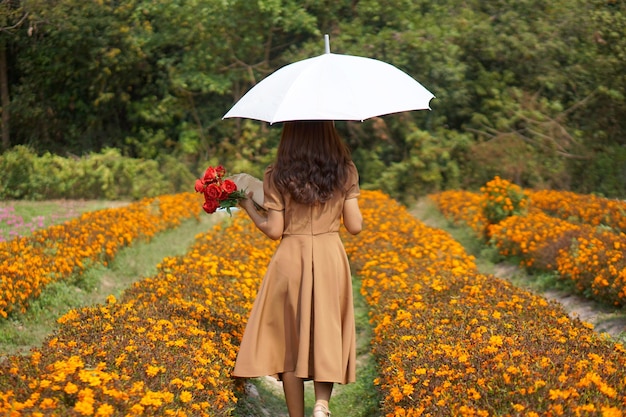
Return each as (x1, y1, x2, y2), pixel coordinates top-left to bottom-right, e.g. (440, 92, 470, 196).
(343, 198, 363, 235)
(239, 192, 284, 240)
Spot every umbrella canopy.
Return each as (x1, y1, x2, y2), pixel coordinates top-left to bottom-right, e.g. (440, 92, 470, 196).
(223, 35, 435, 124)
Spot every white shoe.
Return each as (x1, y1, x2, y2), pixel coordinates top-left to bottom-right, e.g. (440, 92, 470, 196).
(313, 402, 331, 417)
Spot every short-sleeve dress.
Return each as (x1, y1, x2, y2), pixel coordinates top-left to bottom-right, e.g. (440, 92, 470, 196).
(232, 162, 360, 384)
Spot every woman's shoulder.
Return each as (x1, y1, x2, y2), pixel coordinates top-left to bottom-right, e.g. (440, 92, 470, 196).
(264, 165, 275, 178)
(343, 161, 360, 197)
(345, 160, 359, 178)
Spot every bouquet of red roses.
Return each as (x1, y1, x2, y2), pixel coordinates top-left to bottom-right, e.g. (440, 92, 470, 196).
(194, 165, 246, 215)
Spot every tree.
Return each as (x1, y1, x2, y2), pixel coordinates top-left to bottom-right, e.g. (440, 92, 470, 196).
(0, 0, 27, 150)
(2, 0, 625, 198)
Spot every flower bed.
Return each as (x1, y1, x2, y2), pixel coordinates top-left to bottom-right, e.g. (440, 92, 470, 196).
(431, 185, 626, 307)
(0, 206, 47, 242)
(0, 193, 203, 318)
(528, 189, 626, 233)
(0, 201, 112, 243)
(347, 191, 626, 416)
(428, 189, 485, 237)
(1, 190, 625, 416)
(490, 212, 626, 306)
(0, 206, 276, 416)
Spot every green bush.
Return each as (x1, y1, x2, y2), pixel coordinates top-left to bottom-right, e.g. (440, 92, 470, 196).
(571, 145, 626, 198)
(0, 147, 195, 200)
(480, 176, 530, 227)
(0, 146, 36, 199)
(157, 154, 197, 196)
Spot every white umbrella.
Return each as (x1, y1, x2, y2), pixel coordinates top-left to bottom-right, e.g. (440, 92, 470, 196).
(223, 35, 435, 123)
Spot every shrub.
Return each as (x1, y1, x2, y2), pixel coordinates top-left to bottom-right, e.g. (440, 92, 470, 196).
(0, 146, 196, 200)
(0, 145, 36, 199)
(480, 176, 529, 229)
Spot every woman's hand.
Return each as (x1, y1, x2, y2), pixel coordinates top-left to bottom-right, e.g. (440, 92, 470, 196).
(239, 191, 256, 213)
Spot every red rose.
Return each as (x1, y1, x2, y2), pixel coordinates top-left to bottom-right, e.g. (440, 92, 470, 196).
(222, 179, 237, 194)
(202, 198, 219, 214)
(203, 166, 218, 183)
(195, 165, 244, 216)
(194, 179, 205, 193)
(204, 183, 222, 200)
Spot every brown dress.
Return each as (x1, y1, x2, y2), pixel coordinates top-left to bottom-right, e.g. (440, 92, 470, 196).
(232, 162, 359, 384)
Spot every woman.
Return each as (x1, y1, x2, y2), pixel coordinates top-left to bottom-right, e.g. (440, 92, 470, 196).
(233, 120, 363, 417)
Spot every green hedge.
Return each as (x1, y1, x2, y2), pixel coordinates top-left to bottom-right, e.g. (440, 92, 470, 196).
(0, 146, 196, 200)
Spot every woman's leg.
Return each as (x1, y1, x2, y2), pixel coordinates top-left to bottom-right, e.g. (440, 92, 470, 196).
(313, 381, 333, 411)
(281, 372, 305, 417)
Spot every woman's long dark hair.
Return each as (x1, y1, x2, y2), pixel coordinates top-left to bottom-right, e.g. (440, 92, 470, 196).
(272, 121, 351, 205)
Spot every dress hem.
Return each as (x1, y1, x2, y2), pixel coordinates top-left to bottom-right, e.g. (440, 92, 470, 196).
(231, 372, 355, 385)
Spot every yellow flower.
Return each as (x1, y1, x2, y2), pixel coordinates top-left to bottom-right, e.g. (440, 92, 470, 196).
(512, 404, 525, 412)
(146, 365, 165, 377)
(401, 384, 414, 396)
(390, 386, 403, 403)
(64, 382, 79, 394)
(39, 397, 57, 409)
(95, 404, 115, 417)
(467, 388, 481, 400)
(601, 407, 623, 417)
(179, 390, 193, 403)
(74, 399, 94, 416)
(488, 335, 503, 347)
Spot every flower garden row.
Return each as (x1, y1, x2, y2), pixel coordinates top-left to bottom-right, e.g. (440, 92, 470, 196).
(344, 190, 626, 416)
(0, 193, 203, 318)
(429, 177, 626, 307)
(2, 190, 625, 415)
(528, 190, 626, 233)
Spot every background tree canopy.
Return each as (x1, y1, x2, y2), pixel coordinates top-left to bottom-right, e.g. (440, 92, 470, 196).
(1, 0, 625, 201)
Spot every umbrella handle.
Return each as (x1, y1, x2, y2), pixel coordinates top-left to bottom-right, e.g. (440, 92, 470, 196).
(324, 34, 330, 54)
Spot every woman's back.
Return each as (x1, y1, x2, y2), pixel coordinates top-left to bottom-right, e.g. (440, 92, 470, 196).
(264, 162, 359, 236)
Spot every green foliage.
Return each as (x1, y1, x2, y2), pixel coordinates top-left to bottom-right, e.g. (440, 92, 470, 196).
(2, 0, 625, 199)
(78, 148, 169, 200)
(353, 125, 468, 204)
(0, 145, 34, 198)
(569, 144, 626, 197)
(0, 146, 194, 200)
(157, 154, 197, 195)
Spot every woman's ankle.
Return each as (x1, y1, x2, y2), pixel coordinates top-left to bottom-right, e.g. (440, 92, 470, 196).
(314, 400, 329, 408)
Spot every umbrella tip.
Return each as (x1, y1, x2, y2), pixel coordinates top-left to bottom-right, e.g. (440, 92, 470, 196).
(324, 34, 330, 54)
